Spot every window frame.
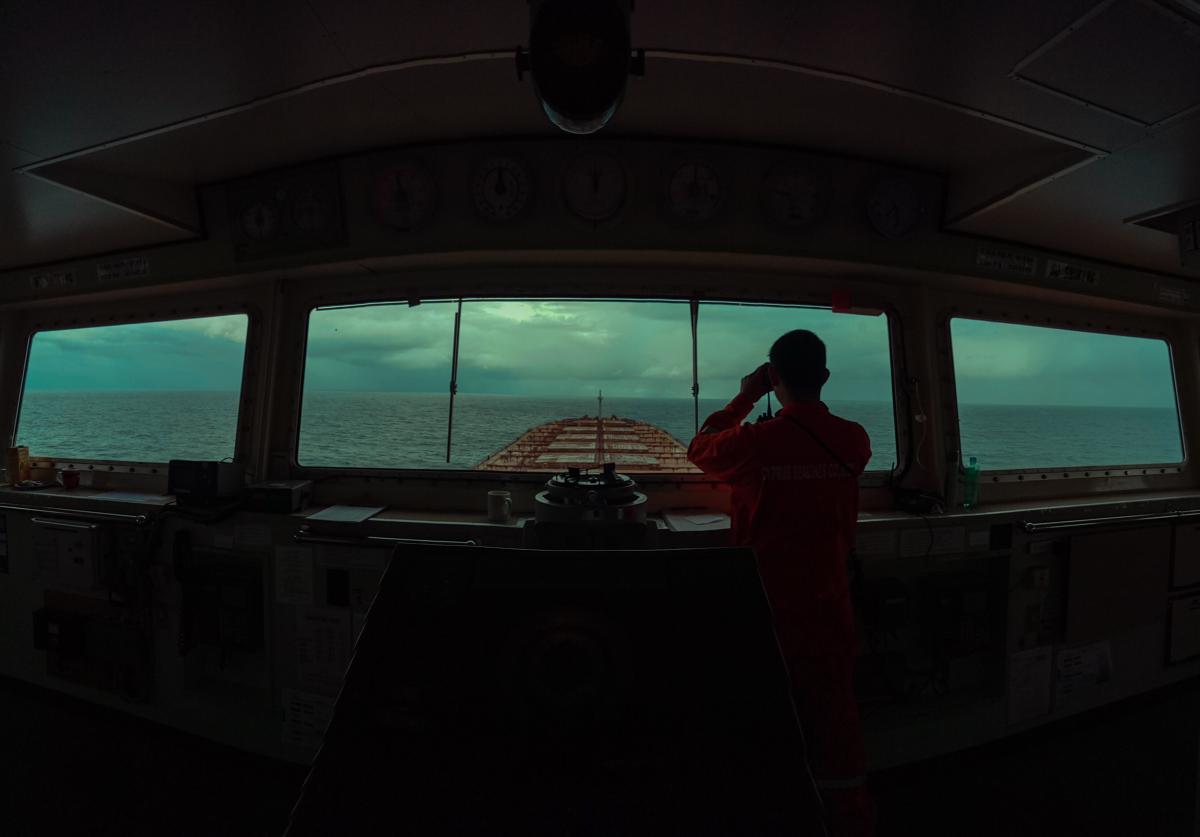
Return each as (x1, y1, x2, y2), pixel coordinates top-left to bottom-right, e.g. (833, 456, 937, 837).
(940, 301, 1192, 503)
(290, 288, 905, 486)
(10, 297, 260, 471)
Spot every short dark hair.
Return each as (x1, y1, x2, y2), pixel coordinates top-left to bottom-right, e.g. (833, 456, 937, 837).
(769, 330, 827, 392)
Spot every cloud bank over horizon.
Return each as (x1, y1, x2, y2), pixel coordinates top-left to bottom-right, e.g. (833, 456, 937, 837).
(21, 303, 1179, 411)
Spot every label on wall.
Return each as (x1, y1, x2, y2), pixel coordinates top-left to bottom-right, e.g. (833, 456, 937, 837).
(976, 247, 1036, 276)
(1055, 640, 1112, 701)
(96, 255, 150, 283)
(295, 606, 352, 693)
(1044, 259, 1099, 286)
(281, 688, 335, 748)
(28, 270, 75, 290)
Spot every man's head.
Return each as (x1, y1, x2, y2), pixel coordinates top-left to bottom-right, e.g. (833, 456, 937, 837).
(767, 330, 830, 403)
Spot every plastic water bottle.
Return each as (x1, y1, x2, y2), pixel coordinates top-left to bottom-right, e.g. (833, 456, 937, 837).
(962, 456, 980, 509)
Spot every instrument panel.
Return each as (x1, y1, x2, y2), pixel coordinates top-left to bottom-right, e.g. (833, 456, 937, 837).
(222, 140, 941, 264)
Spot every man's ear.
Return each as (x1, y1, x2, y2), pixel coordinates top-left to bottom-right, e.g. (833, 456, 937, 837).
(820, 367, 831, 386)
(768, 364, 781, 386)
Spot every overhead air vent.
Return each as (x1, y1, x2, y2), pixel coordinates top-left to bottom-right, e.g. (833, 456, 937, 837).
(1013, 0, 1200, 128)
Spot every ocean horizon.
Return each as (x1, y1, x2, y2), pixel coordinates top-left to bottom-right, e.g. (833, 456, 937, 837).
(14, 390, 1183, 473)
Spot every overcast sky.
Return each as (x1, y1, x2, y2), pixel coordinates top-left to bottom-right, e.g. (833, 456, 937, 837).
(21, 304, 1179, 410)
(303, 300, 895, 402)
(25, 315, 248, 391)
(950, 318, 1177, 408)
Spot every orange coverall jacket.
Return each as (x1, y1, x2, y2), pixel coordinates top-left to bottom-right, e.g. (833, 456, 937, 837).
(686, 394, 872, 655)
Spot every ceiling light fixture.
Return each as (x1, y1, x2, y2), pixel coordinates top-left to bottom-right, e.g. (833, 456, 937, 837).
(516, 0, 644, 135)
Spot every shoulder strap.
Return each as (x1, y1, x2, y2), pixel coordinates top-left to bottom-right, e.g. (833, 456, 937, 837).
(780, 413, 857, 477)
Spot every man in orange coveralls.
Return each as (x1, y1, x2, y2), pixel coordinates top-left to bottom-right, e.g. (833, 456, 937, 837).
(687, 329, 875, 837)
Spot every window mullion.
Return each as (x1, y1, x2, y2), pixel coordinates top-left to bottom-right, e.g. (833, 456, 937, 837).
(445, 299, 463, 463)
(690, 298, 700, 436)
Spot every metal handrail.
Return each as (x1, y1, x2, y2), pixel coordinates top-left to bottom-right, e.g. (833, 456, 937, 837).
(0, 501, 149, 526)
(1022, 509, 1200, 534)
(293, 529, 478, 548)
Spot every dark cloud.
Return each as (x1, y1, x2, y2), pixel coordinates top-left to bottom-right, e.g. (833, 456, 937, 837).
(951, 319, 1177, 408)
(26, 316, 247, 391)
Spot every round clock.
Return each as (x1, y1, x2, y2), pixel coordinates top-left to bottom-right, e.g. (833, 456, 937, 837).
(667, 162, 722, 222)
(562, 153, 626, 222)
(371, 162, 436, 231)
(865, 176, 924, 239)
(291, 189, 326, 233)
(762, 162, 827, 229)
(241, 202, 279, 241)
(473, 156, 532, 221)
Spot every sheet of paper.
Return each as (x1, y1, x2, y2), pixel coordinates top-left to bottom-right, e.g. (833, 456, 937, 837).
(683, 514, 727, 525)
(281, 688, 336, 749)
(1007, 646, 1052, 725)
(275, 546, 314, 605)
(1056, 640, 1112, 701)
(306, 505, 385, 525)
(295, 607, 353, 693)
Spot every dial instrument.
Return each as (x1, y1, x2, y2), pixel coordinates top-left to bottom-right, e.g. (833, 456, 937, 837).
(371, 162, 436, 231)
(866, 176, 924, 239)
(562, 153, 626, 222)
(290, 187, 327, 233)
(240, 202, 280, 241)
(473, 156, 532, 221)
(667, 162, 722, 222)
(762, 162, 827, 228)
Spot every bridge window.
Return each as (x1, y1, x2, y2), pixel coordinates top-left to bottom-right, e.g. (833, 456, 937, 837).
(299, 299, 695, 472)
(298, 297, 899, 475)
(696, 302, 898, 472)
(949, 318, 1182, 470)
(16, 314, 249, 462)
(299, 301, 458, 469)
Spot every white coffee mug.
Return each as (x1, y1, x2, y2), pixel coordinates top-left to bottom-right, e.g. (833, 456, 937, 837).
(487, 490, 513, 523)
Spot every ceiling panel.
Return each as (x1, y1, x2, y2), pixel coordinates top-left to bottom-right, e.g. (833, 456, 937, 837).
(292, 0, 1140, 152)
(0, 143, 189, 270)
(305, 0, 524, 69)
(633, 0, 1140, 153)
(29, 58, 551, 185)
(0, 0, 1195, 277)
(0, 0, 347, 158)
(613, 59, 1083, 179)
(1016, 0, 1200, 126)
(27, 55, 1081, 203)
(949, 115, 1200, 274)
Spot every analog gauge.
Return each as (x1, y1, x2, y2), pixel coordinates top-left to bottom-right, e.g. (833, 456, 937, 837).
(668, 162, 722, 222)
(291, 188, 327, 233)
(562, 153, 626, 222)
(371, 162, 436, 231)
(762, 163, 827, 229)
(866, 176, 924, 239)
(473, 156, 532, 221)
(241, 202, 280, 241)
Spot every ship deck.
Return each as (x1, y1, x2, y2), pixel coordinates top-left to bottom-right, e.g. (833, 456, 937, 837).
(476, 415, 699, 474)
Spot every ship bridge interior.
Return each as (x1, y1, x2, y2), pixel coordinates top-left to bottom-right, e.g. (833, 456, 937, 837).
(5, 2, 1200, 835)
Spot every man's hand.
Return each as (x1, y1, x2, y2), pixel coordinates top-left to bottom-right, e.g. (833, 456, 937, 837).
(739, 362, 772, 401)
